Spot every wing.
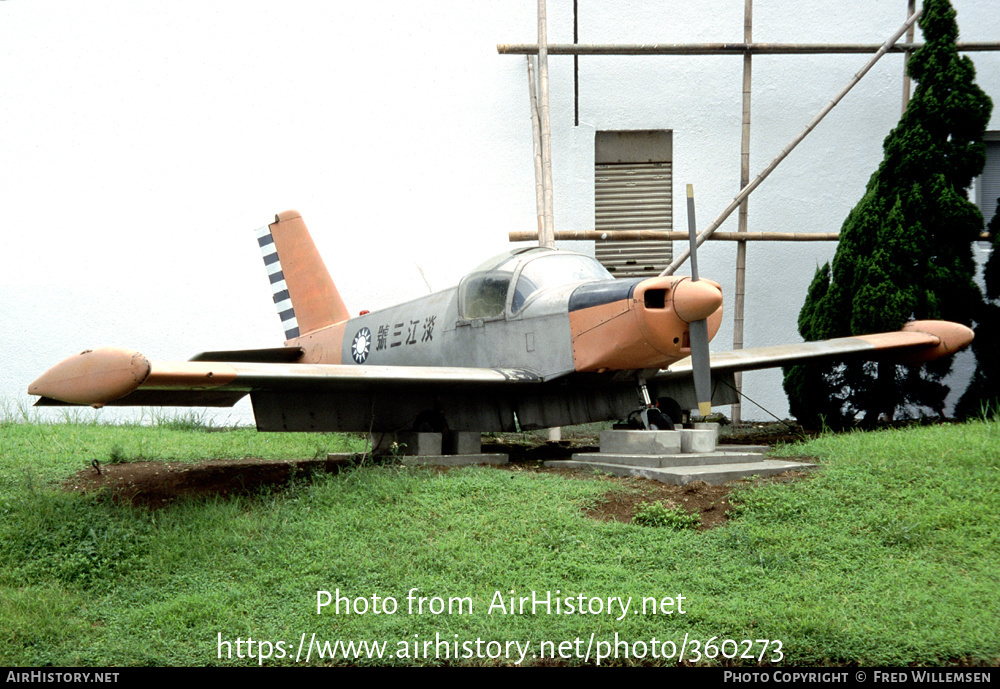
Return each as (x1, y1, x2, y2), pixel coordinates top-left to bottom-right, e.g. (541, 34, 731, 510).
(29, 347, 544, 433)
(28, 320, 972, 432)
(659, 320, 974, 379)
(28, 347, 541, 408)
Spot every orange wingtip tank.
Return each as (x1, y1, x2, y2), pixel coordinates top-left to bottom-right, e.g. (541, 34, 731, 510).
(855, 320, 975, 364)
(28, 348, 151, 407)
(898, 320, 975, 363)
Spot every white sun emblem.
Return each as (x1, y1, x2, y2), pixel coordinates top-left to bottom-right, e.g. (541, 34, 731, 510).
(351, 328, 371, 364)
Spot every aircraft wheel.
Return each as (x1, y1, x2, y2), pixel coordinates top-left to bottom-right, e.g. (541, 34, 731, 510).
(627, 408, 675, 430)
(657, 397, 684, 426)
(626, 410, 645, 429)
(645, 408, 674, 431)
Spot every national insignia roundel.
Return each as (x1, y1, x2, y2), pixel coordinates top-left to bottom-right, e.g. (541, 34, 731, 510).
(351, 328, 371, 364)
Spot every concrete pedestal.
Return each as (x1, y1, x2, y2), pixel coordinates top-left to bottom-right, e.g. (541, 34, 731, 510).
(546, 423, 814, 486)
(599, 429, 682, 455)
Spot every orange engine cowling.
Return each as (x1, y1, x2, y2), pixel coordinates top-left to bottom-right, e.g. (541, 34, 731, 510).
(570, 276, 722, 372)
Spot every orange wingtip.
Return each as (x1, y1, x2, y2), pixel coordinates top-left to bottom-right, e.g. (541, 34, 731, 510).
(899, 320, 974, 363)
(29, 347, 151, 407)
(855, 320, 975, 364)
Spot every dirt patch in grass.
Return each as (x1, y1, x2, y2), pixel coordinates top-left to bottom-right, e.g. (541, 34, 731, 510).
(62, 420, 815, 527)
(484, 421, 816, 529)
(63, 453, 811, 528)
(63, 456, 356, 508)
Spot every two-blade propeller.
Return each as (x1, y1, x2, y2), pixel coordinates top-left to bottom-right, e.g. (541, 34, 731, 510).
(636, 184, 715, 430)
(685, 184, 713, 417)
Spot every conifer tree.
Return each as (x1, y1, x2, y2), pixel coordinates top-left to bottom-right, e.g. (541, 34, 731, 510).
(783, 0, 992, 428)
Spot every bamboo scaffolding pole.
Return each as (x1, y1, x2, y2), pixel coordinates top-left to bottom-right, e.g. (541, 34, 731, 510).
(509, 230, 841, 242)
(537, 0, 557, 442)
(573, 0, 579, 126)
(661, 9, 922, 277)
(733, 0, 753, 426)
(526, 56, 545, 238)
(507, 230, 993, 242)
(537, 0, 555, 248)
(509, 230, 993, 242)
(902, 0, 917, 113)
(498, 41, 1000, 56)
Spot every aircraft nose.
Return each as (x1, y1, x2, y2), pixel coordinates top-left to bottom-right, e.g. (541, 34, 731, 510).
(672, 278, 723, 323)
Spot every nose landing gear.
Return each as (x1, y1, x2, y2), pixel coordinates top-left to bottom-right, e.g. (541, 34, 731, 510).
(626, 377, 679, 431)
(637, 406, 673, 431)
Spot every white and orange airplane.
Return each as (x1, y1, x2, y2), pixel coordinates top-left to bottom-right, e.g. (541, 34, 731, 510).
(30, 210, 974, 434)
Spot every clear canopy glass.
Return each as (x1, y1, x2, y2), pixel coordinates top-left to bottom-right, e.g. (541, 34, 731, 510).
(458, 248, 612, 318)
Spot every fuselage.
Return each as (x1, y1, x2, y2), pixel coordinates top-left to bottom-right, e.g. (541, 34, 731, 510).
(288, 247, 723, 381)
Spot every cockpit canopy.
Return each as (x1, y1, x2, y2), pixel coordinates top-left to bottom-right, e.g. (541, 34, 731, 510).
(458, 247, 613, 319)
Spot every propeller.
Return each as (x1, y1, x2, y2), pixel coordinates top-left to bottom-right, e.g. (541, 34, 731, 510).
(685, 184, 713, 417)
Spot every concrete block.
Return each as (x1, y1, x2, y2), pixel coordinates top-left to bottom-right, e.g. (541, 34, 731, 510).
(545, 457, 816, 486)
(373, 432, 442, 456)
(681, 429, 716, 453)
(693, 422, 719, 445)
(570, 452, 670, 468)
(717, 444, 771, 454)
(444, 431, 482, 455)
(599, 430, 682, 455)
(570, 451, 767, 468)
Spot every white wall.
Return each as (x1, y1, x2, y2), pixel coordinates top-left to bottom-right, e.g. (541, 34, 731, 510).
(2, 1, 997, 425)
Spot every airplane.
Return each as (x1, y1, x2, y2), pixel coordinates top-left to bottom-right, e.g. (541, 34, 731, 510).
(29, 209, 975, 439)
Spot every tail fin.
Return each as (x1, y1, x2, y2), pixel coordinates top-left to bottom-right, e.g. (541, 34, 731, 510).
(255, 210, 350, 340)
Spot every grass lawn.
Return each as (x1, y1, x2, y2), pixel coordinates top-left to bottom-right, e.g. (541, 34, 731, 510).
(1, 414, 998, 666)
